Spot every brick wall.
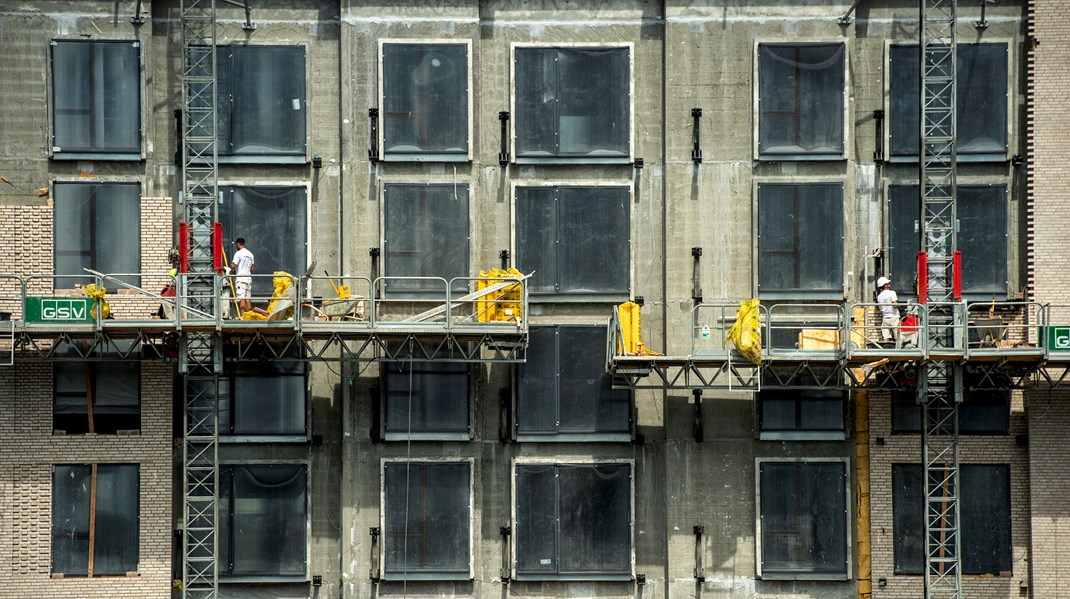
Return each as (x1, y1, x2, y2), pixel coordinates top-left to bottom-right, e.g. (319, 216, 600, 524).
(0, 362, 172, 597)
(866, 390, 1030, 599)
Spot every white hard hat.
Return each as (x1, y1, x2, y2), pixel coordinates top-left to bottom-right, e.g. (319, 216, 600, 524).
(876, 276, 890, 287)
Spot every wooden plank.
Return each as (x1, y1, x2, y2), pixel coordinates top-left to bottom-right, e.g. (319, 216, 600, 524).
(401, 275, 530, 323)
(87, 464, 97, 576)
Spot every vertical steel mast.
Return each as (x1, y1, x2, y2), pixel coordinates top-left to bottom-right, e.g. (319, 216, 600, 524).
(919, 1, 962, 598)
(180, 1, 221, 597)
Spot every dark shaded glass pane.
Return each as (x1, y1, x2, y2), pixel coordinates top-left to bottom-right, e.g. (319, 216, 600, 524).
(890, 44, 1008, 158)
(892, 464, 924, 574)
(218, 187, 307, 297)
(558, 464, 631, 574)
(761, 397, 797, 430)
(384, 184, 469, 293)
(516, 327, 558, 434)
(515, 464, 557, 574)
(52, 41, 140, 153)
(961, 465, 1012, 574)
(758, 184, 843, 292)
(515, 48, 558, 156)
(892, 387, 1009, 435)
(385, 362, 468, 434)
(515, 187, 558, 294)
(760, 391, 844, 432)
(54, 352, 141, 435)
(760, 462, 847, 575)
(93, 465, 139, 575)
(221, 465, 307, 576)
(888, 185, 921, 295)
(52, 465, 92, 575)
(558, 187, 630, 294)
(758, 44, 844, 155)
(54, 183, 140, 288)
(384, 462, 471, 574)
(223, 46, 306, 155)
(232, 374, 305, 435)
(383, 44, 468, 154)
(958, 186, 1007, 295)
(558, 327, 630, 433)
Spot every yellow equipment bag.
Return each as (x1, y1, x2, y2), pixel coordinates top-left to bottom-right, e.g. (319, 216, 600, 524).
(476, 268, 524, 323)
(84, 283, 110, 320)
(725, 298, 762, 365)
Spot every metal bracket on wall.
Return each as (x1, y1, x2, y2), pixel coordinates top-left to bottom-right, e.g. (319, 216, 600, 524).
(873, 109, 885, 164)
(498, 111, 510, 166)
(131, 0, 146, 23)
(691, 108, 703, 163)
(691, 247, 703, 304)
(694, 525, 706, 582)
(499, 388, 512, 444)
(499, 249, 510, 270)
(369, 385, 381, 444)
(368, 108, 380, 163)
(369, 527, 381, 582)
(500, 526, 512, 583)
(693, 389, 704, 443)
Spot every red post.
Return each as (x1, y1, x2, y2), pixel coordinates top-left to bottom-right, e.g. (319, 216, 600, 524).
(178, 222, 190, 273)
(917, 251, 928, 304)
(212, 222, 224, 272)
(952, 251, 962, 301)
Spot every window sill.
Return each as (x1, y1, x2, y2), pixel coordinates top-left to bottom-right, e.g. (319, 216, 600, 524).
(51, 572, 139, 579)
(382, 153, 470, 163)
(52, 152, 142, 162)
(381, 572, 472, 581)
(530, 294, 630, 304)
(383, 432, 470, 442)
(886, 153, 1008, 164)
(513, 573, 633, 582)
(514, 156, 633, 165)
(220, 576, 307, 584)
(757, 291, 845, 302)
(220, 435, 308, 444)
(759, 572, 849, 581)
(195, 155, 308, 165)
(516, 433, 632, 443)
(756, 154, 846, 162)
(760, 431, 846, 442)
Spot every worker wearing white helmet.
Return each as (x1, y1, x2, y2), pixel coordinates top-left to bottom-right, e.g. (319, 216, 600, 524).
(876, 276, 899, 343)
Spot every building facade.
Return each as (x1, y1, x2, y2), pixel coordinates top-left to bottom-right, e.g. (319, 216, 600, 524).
(0, 1, 1066, 598)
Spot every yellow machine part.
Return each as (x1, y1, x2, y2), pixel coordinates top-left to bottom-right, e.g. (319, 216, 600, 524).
(476, 268, 524, 323)
(242, 272, 295, 321)
(616, 301, 660, 356)
(725, 298, 761, 365)
(83, 283, 110, 320)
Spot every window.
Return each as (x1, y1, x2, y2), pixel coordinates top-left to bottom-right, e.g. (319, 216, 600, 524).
(190, 45, 306, 158)
(381, 42, 469, 160)
(217, 361, 306, 438)
(759, 390, 845, 439)
(218, 186, 307, 297)
(757, 460, 848, 579)
(220, 464, 307, 578)
(383, 183, 469, 293)
(515, 463, 632, 579)
(54, 350, 140, 435)
(384, 362, 469, 440)
(515, 185, 630, 296)
(53, 182, 140, 288)
(757, 43, 845, 159)
(516, 326, 631, 439)
(888, 185, 1008, 297)
(757, 183, 844, 295)
(52, 464, 139, 576)
(891, 387, 1010, 435)
(890, 44, 1008, 161)
(514, 46, 631, 160)
(382, 461, 472, 579)
(893, 464, 1012, 575)
(51, 40, 140, 158)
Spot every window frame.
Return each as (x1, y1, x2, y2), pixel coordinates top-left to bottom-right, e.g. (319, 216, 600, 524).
(753, 40, 849, 162)
(48, 37, 145, 161)
(379, 458, 475, 581)
(217, 362, 310, 443)
(53, 358, 142, 435)
(883, 180, 1013, 301)
(198, 42, 311, 164)
(754, 457, 852, 581)
(510, 42, 635, 165)
(511, 458, 636, 581)
(50, 463, 140, 577)
(753, 179, 847, 299)
(218, 461, 311, 584)
(883, 40, 1013, 164)
(379, 181, 473, 297)
(889, 387, 1010, 435)
(380, 361, 472, 442)
(757, 390, 847, 441)
(378, 39, 474, 162)
(511, 181, 634, 301)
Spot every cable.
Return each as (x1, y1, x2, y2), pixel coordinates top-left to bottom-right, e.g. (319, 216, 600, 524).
(401, 338, 415, 599)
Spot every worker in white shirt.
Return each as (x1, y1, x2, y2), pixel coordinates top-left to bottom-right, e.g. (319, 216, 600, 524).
(876, 276, 899, 344)
(229, 237, 255, 316)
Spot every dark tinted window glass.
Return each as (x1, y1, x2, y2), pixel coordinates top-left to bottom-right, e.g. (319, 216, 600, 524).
(51, 464, 139, 576)
(221, 46, 306, 155)
(758, 44, 845, 157)
(385, 362, 469, 435)
(891, 388, 1009, 435)
(758, 183, 844, 293)
(760, 390, 845, 432)
(384, 184, 469, 293)
(218, 186, 307, 297)
(383, 43, 468, 155)
(220, 464, 307, 576)
(53, 183, 140, 288)
(383, 461, 471, 575)
(759, 461, 848, 576)
(54, 346, 140, 435)
(52, 40, 140, 153)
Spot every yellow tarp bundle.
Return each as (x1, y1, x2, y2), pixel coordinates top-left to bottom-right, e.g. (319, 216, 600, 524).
(476, 268, 524, 323)
(725, 298, 762, 365)
(241, 272, 295, 321)
(84, 283, 110, 320)
(616, 301, 660, 356)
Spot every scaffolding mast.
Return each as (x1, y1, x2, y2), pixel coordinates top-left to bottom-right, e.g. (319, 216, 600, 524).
(919, 1, 962, 598)
(180, 1, 222, 598)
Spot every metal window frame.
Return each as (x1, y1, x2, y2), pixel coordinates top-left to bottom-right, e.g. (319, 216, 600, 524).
(753, 40, 850, 162)
(756, 389, 847, 441)
(217, 362, 310, 442)
(50, 463, 141, 577)
(883, 39, 1014, 164)
(510, 180, 634, 302)
(380, 360, 473, 442)
(752, 178, 847, 299)
(511, 458, 636, 582)
(754, 457, 852, 581)
(378, 457, 476, 581)
(216, 460, 312, 583)
(378, 38, 474, 162)
(509, 42, 635, 164)
(48, 37, 146, 161)
(50, 179, 143, 290)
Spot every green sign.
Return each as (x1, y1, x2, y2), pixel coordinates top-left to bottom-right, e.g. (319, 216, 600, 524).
(1040, 325, 1070, 352)
(24, 297, 94, 323)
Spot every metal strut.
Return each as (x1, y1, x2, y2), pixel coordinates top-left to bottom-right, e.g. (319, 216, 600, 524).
(919, 1, 962, 597)
(180, 1, 221, 598)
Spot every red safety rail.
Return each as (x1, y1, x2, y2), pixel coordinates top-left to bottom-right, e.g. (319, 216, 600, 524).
(917, 251, 928, 304)
(178, 222, 190, 273)
(952, 251, 962, 301)
(212, 222, 224, 272)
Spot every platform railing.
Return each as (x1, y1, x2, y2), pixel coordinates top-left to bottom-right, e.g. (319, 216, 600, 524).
(691, 302, 768, 359)
(302, 275, 373, 325)
(0, 275, 25, 323)
(963, 301, 1047, 358)
(1044, 304, 1070, 357)
(447, 276, 527, 329)
(765, 303, 845, 358)
(844, 302, 928, 360)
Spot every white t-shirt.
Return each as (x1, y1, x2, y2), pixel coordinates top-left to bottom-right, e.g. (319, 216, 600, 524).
(232, 247, 254, 285)
(877, 288, 899, 319)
